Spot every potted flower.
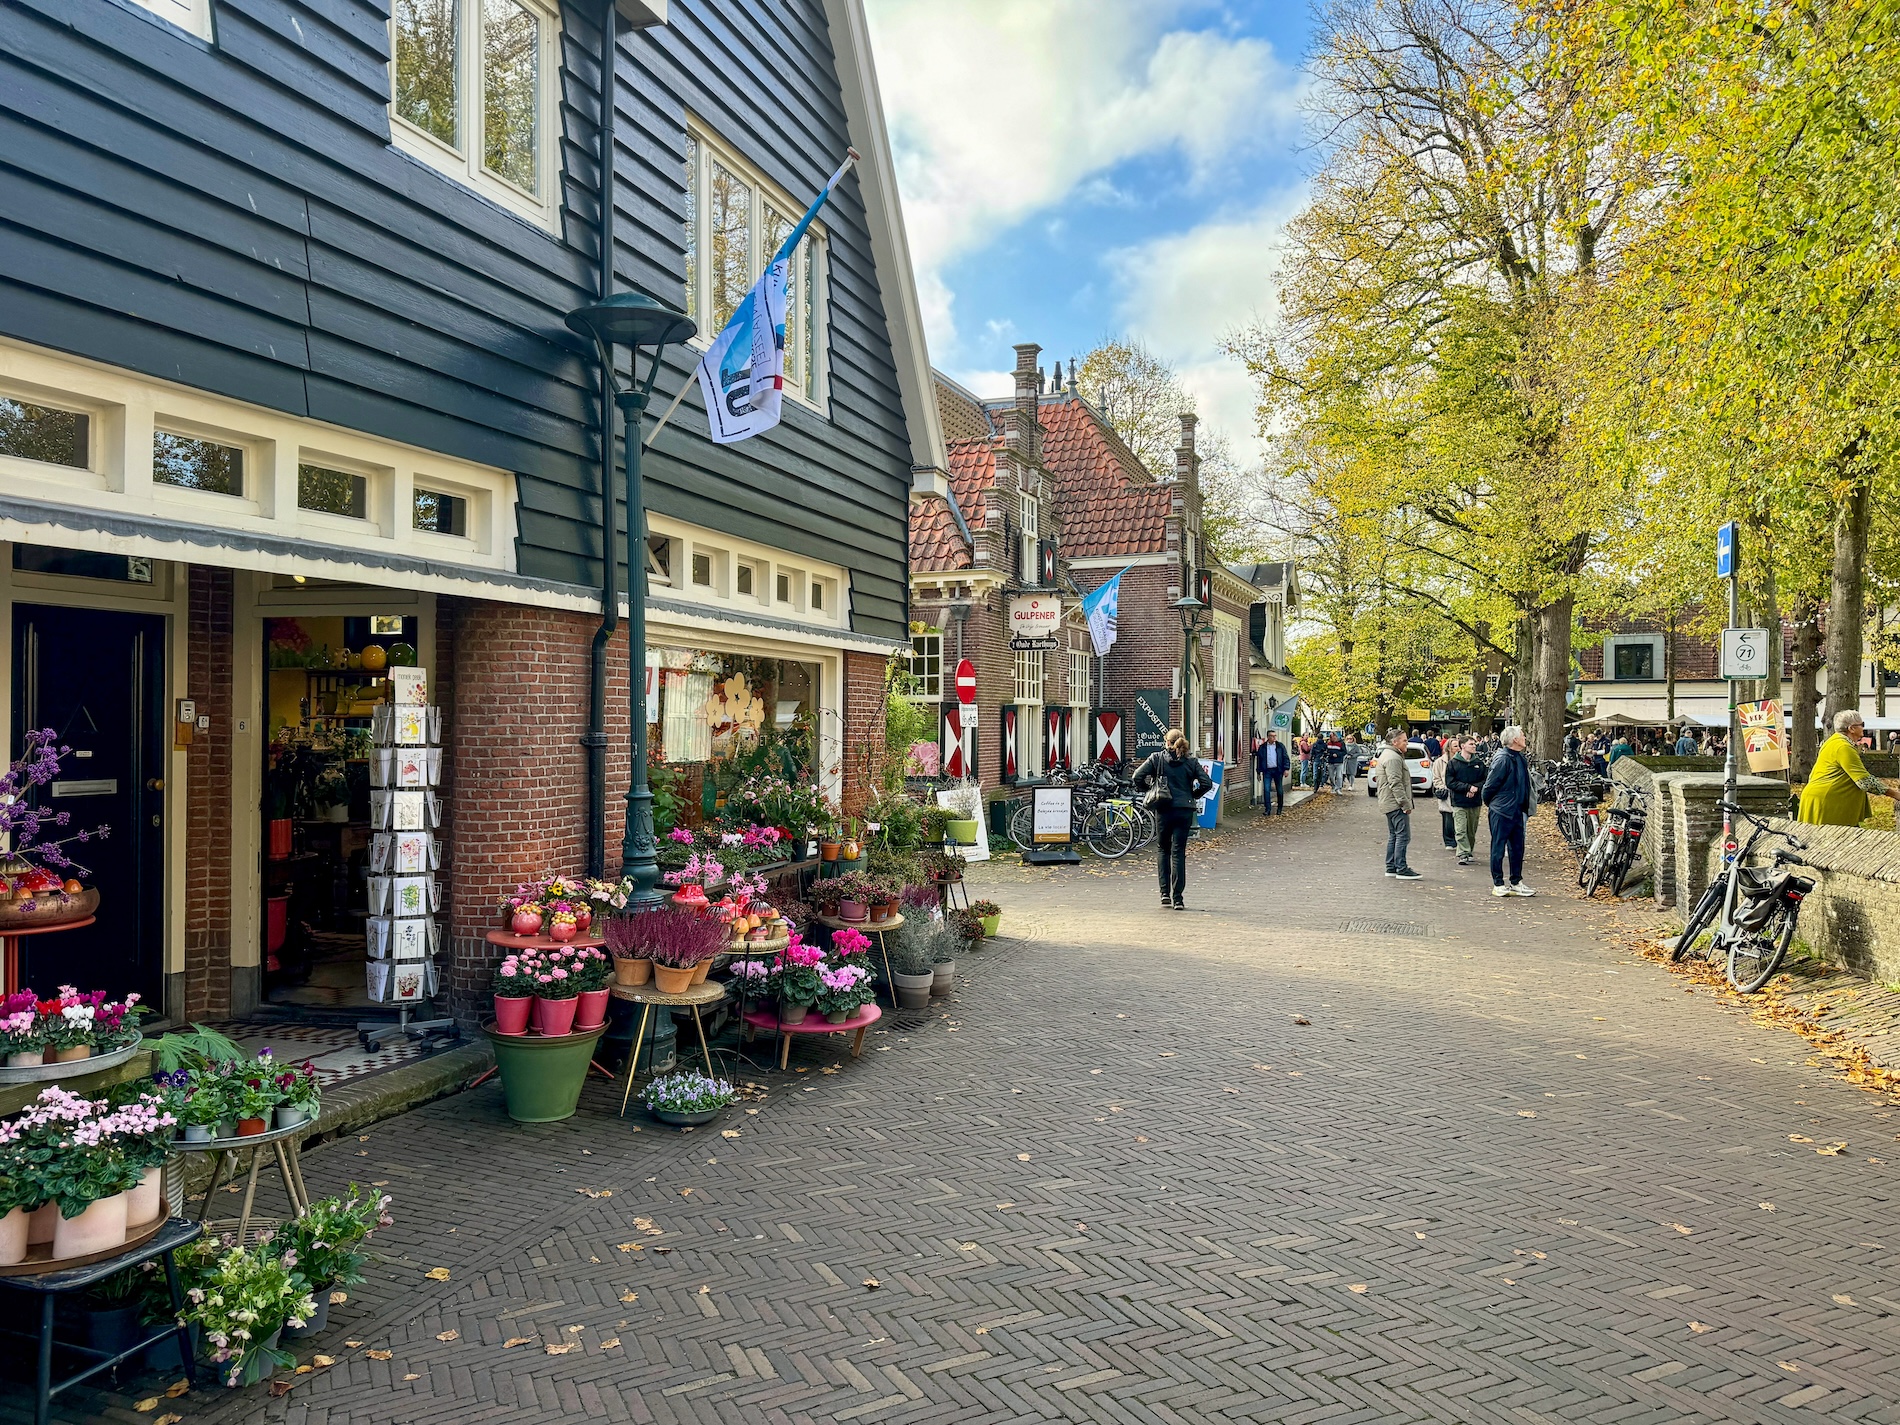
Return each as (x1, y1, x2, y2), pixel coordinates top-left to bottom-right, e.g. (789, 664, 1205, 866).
(278, 1183, 393, 1337)
(774, 938, 825, 1023)
(104, 1090, 177, 1227)
(230, 1072, 281, 1136)
(603, 914, 653, 986)
(919, 806, 952, 846)
(816, 871, 874, 924)
(41, 992, 96, 1063)
(1, 993, 44, 1067)
(866, 876, 901, 925)
(1, 1085, 146, 1259)
(815, 962, 873, 1024)
(524, 948, 582, 1036)
(547, 901, 579, 943)
(885, 921, 943, 1010)
(829, 926, 871, 960)
(971, 900, 1002, 937)
(726, 956, 776, 1005)
(177, 1237, 315, 1386)
(618, 907, 727, 994)
(273, 1061, 321, 1130)
(570, 946, 613, 1030)
(641, 1070, 736, 1126)
(91, 991, 146, 1052)
(176, 1077, 227, 1143)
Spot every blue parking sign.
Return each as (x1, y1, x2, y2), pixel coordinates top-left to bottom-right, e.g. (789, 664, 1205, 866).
(1715, 521, 1738, 579)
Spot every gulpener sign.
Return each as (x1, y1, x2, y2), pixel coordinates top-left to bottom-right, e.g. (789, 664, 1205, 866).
(1008, 593, 1061, 651)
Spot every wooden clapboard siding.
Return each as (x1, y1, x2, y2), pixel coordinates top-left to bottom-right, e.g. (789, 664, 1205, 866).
(0, 0, 913, 641)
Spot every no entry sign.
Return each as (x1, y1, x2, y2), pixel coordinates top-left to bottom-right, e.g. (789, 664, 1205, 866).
(954, 658, 976, 704)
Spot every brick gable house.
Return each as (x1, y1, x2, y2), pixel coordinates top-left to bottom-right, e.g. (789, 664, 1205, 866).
(908, 344, 1260, 815)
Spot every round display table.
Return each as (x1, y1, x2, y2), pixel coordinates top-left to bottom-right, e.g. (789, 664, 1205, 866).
(814, 914, 903, 1003)
(741, 1003, 882, 1070)
(609, 980, 727, 1115)
(170, 1118, 312, 1246)
(2, 915, 96, 997)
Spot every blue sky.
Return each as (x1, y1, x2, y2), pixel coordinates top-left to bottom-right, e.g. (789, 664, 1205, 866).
(861, 0, 1316, 459)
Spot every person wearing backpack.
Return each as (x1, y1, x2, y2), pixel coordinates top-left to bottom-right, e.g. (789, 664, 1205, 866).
(1133, 728, 1214, 910)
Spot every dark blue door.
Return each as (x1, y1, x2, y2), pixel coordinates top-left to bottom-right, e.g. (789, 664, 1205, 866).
(12, 604, 167, 1005)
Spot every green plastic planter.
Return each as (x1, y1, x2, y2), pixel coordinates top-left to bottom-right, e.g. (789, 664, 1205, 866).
(484, 1023, 607, 1123)
(945, 818, 980, 846)
(979, 914, 1000, 937)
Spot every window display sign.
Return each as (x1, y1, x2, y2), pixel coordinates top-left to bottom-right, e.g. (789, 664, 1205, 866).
(1008, 594, 1062, 651)
(1032, 785, 1073, 844)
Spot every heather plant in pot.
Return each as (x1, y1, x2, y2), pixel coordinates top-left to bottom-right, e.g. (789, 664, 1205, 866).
(603, 913, 654, 986)
(627, 906, 729, 994)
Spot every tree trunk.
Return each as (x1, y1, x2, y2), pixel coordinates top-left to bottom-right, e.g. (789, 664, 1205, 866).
(1511, 608, 1536, 734)
(1823, 463, 1871, 729)
(1876, 608, 1888, 719)
(1789, 593, 1824, 780)
(1534, 595, 1573, 760)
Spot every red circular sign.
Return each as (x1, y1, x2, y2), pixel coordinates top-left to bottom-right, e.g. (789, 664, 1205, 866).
(954, 658, 977, 704)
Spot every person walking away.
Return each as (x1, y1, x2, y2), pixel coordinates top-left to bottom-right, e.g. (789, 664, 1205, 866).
(1321, 734, 1346, 794)
(1134, 728, 1213, 909)
(1428, 745, 1455, 849)
(1482, 725, 1536, 897)
(1255, 731, 1289, 816)
(1447, 736, 1484, 866)
(1799, 710, 1894, 827)
(1376, 728, 1420, 880)
(1607, 733, 1633, 766)
(1423, 727, 1443, 761)
(1673, 727, 1699, 757)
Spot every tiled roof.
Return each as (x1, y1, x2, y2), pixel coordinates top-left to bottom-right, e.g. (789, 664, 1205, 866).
(946, 437, 995, 531)
(934, 375, 995, 444)
(1037, 398, 1170, 558)
(909, 492, 972, 573)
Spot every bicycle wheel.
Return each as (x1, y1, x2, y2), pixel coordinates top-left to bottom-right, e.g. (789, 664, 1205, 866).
(1007, 800, 1034, 852)
(1083, 805, 1135, 860)
(1609, 841, 1637, 895)
(1727, 905, 1798, 993)
(1671, 882, 1723, 961)
(1129, 805, 1157, 850)
(1581, 846, 1607, 899)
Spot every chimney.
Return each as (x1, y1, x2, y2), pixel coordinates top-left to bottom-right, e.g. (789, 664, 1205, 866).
(1173, 412, 1198, 483)
(1009, 343, 1042, 475)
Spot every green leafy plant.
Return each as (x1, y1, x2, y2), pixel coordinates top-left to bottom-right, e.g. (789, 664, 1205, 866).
(175, 1238, 314, 1386)
(888, 917, 953, 975)
(147, 1023, 247, 1073)
(229, 1072, 282, 1121)
(275, 1184, 393, 1290)
(970, 900, 1001, 919)
(649, 759, 686, 837)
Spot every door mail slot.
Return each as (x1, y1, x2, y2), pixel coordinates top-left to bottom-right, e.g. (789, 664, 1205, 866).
(51, 779, 118, 797)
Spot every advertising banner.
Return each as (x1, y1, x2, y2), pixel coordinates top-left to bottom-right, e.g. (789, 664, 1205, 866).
(1738, 699, 1788, 772)
(1134, 690, 1170, 759)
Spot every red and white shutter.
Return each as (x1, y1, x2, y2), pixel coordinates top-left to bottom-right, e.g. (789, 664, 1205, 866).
(1093, 710, 1124, 765)
(1000, 704, 1019, 783)
(938, 704, 965, 779)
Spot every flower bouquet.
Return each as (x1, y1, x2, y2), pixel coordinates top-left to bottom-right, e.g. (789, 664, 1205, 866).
(640, 1070, 736, 1125)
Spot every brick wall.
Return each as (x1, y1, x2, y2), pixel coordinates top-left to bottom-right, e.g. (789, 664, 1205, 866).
(1707, 818, 1900, 984)
(1613, 759, 1789, 911)
(183, 566, 233, 1018)
(1089, 564, 1184, 733)
(842, 650, 887, 815)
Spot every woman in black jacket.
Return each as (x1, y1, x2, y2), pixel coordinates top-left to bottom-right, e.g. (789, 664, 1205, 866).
(1132, 728, 1214, 909)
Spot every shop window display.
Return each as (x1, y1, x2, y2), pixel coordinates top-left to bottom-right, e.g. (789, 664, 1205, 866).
(648, 648, 818, 826)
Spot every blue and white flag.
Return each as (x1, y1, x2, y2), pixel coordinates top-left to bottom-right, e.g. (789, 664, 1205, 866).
(695, 151, 856, 445)
(1082, 566, 1129, 657)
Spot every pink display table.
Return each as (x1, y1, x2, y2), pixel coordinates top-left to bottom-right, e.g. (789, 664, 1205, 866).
(741, 1003, 881, 1069)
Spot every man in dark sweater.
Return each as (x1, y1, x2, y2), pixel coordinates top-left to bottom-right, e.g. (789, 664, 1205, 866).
(1446, 735, 1485, 866)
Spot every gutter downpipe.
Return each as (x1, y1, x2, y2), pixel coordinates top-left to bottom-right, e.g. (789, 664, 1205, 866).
(584, 0, 617, 879)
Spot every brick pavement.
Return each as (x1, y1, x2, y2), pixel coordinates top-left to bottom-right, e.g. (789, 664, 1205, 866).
(11, 792, 1900, 1424)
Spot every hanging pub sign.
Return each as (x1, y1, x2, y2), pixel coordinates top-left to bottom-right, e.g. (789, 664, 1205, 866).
(1008, 593, 1062, 651)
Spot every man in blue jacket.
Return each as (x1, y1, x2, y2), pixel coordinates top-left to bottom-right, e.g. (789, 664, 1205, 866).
(1254, 731, 1290, 815)
(1481, 725, 1536, 897)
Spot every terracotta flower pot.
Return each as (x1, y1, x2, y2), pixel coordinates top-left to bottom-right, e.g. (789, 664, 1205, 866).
(574, 988, 611, 1031)
(0, 1205, 27, 1266)
(652, 963, 695, 994)
(54, 1044, 93, 1063)
(26, 1201, 57, 1245)
(52, 1192, 128, 1260)
(612, 956, 653, 987)
(511, 909, 544, 936)
(126, 1165, 163, 1226)
(532, 996, 580, 1036)
(690, 959, 711, 985)
(236, 1117, 268, 1137)
(5, 1051, 43, 1068)
(493, 995, 532, 1035)
(779, 1000, 810, 1025)
(838, 899, 867, 924)
(821, 841, 841, 862)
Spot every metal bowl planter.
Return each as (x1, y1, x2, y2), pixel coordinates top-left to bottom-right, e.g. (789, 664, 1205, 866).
(483, 1022, 607, 1123)
(0, 1035, 143, 1085)
(0, 886, 99, 931)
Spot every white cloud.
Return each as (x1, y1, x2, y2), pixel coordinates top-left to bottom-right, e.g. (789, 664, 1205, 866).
(1104, 191, 1307, 459)
(863, 0, 1299, 359)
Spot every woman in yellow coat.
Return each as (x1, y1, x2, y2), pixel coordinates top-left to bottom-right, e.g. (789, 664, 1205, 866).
(1798, 710, 1890, 826)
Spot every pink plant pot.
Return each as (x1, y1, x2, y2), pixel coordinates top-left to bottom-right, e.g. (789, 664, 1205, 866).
(493, 995, 533, 1035)
(126, 1166, 163, 1227)
(838, 899, 867, 924)
(52, 1192, 128, 1260)
(0, 1205, 27, 1266)
(532, 996, 580, 1037)
(573, 988, 611, 1031)
(511, 909, 544, 936)
(575, 908, 593, 933)
(27, 1202, 58, 1245)
(549, 920, 577, 943)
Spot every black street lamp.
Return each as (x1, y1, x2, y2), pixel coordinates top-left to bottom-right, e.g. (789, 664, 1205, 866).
(565, 292, 696, 905)
(1173, 593, 1206, 747)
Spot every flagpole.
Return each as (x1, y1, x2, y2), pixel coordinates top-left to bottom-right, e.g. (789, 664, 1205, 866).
(644, 148, 859, 449)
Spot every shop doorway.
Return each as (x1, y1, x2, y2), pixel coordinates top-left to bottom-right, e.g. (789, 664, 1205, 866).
(11, 603, 167, 1004)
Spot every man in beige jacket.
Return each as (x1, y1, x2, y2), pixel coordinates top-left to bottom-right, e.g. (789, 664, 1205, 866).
(1376, 727, 1419, 880)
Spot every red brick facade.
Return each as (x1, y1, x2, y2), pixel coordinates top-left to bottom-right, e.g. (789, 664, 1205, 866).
(184, 566, 234, 1017)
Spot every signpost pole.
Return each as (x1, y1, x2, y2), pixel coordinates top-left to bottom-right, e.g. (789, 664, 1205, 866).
(1717, 521, 1740, 833)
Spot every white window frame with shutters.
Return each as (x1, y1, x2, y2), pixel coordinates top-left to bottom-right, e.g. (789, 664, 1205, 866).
(682, 122, 829, 413)
(1213, 620, 1242, 694)
(387, 0, 563, 230)
(1015, 648, 1043, 777)
(1018, 490, 1039, 585)
(907, 630, 942, 701)
(1069, 649, 1091, 714)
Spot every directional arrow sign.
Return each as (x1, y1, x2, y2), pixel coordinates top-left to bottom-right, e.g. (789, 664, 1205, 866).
(1721, 627, 1770, 679)
(1716, 521, 1738, 579)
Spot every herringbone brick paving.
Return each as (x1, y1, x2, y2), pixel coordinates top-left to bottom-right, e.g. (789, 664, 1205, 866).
(11, 793, 1900, 1423)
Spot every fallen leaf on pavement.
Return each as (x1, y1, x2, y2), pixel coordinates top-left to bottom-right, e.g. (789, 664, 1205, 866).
(1760, 1202, 1776, 1211)
(1833, 1294, 1856, 1306)
(1293, 1017, 1311, 1026)
(863, 1278, 881, 1289)
(156, 1416, 183, 1425)
(722, 1129, 740, 1138)
(577, 1188, 613, 1198)
(1789, 1134, 1813, 1143)
(601, 1338, 621, 1350)
(680, 1187, 695, 1196)
(330, 1290, 348, 1304)
(1688, 1322, 1712, 1333)
(136, 1398, 159, 1412)
(620, 1291, 638, 1303)
(502, 1337, 534, 1348)
(1779, 1361, 1802, 1372)
(1158, 1051, 1176, 1057)
(616, 1242, 642, 1252)
(403, 1373, 421, 1381)
(1517, 1111, 1537, 1118)
(165, 1382, 190, 1398)
(653, 1245, 673, 1254)
(367, 1349, 392, 1361)
(1817, 1142, 1847, 1156)
(1671, 1224, 1692, 1235)
(1017, 1153, 1031, 1161)
(436, 1331, 458, 1342)
(312, 1354, 335, 1366)
(697, 1285, 710, 1294)
(1347, 1284, 1368, 1293)
(424, 1268, 450, 1281)
(545, 1343, 576, 1355)
(566, 1324, 585, 1333)
(345, 1341, 364, 1349)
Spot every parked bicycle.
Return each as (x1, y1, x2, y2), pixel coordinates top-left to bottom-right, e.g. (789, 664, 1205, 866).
(1669, 802, 1813, 992)
(1004, 760, 1149, 859)
(1577, 784, 1647, 898)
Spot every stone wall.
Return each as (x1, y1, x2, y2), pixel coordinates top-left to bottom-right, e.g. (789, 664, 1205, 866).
(1704, 819, 1900, 984)
(1609, 759, 1788, 911)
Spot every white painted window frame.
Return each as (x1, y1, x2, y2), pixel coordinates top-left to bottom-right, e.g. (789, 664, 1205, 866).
(683, 120, 830, 414)
(907, 630, 942, 700)
(1604, 632, 1665, 682)
(126, 0, 213, 40)
(388, 0, 564, 231)
(1069, 648, 1090, 712)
